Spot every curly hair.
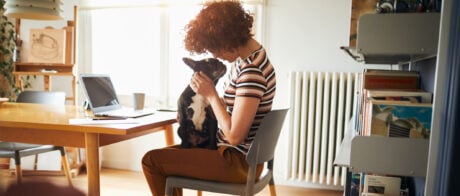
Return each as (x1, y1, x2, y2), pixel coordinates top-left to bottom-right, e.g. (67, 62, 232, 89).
(184, 0, 254, 54)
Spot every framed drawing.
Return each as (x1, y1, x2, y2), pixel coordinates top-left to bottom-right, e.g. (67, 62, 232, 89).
(28, 28, 66, 64)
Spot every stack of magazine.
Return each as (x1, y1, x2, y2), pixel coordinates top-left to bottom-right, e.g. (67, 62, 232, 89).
(355, 69, 432, 139)
(350, 69, 432, 196)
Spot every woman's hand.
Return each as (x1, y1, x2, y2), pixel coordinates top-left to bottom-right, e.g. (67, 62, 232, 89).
(190, 72, 217, 99)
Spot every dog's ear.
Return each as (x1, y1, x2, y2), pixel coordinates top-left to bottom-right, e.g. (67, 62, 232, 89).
(183, 57, 197, 71)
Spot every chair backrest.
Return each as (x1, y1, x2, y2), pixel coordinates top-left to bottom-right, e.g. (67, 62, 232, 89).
(246, 108, 289, 165)
(16, 91, 66, 105)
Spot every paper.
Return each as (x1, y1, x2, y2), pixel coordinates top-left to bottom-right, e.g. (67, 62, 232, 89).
(68, 118, 140, 125)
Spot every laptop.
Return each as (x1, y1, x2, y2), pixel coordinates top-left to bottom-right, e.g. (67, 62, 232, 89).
(80, 74, 155, 119)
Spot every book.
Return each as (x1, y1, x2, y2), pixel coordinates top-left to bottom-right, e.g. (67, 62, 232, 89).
(365, 100, 432, 138)
(350, 172, 362, 196)
(363, 69, 420, 90)
(364, 69, 421, 77)
(365, 89, 433, 103)
(362, 175, 402, 196)
(354, 73, 364, 133)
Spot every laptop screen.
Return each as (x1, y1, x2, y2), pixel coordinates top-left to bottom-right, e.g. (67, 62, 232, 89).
(80, 74, 122, 113)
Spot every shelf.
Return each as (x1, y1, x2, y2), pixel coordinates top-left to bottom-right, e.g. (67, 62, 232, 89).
(13, 71, 74, 76)
(340, 46, 437, 65)
(15, 62, 74, 66)
(343, 13, 440, 64)
(14, 62, 74, 73)
(334, 118, 429, 177)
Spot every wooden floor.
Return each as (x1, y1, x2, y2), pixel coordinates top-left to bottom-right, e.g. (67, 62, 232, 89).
(0, 168, 344, 196)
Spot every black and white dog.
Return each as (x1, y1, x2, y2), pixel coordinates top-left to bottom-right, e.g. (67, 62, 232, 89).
(177, 57, 227, 149)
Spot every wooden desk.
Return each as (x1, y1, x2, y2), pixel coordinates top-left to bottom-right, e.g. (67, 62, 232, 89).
(0, 102, 177, 196)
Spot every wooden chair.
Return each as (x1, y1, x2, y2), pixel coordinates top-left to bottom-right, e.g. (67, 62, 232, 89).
(0, 91, 72, 185)
(165, 108, 289, 196)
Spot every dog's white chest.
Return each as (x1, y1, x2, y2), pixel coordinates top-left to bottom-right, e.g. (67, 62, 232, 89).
(188, 94, 209, 131)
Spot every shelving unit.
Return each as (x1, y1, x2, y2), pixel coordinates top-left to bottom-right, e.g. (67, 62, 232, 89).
(335, 12, 441, 195)
(13, 6, 78, 105)
(11, 6, 84, 177)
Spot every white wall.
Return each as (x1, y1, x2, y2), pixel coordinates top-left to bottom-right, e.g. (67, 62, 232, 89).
(265, 0, 369, 186)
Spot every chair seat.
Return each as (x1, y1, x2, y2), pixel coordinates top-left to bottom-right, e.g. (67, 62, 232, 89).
(0, 143, 62, 158)
(167, 171, 273, 195)
(0, 142, 50, 151)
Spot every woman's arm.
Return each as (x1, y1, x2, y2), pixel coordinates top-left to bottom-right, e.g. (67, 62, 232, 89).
(191, 72, 259, 145)
(209, 95, 259, 145)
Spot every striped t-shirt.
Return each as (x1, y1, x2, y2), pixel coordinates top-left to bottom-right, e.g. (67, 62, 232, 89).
(217, 46, 276, 154)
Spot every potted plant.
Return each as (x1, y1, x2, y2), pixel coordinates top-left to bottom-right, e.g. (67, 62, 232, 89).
(0, 0, 19, 100)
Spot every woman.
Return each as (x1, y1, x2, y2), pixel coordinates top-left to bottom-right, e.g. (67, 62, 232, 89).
(141, 1, 276, 195)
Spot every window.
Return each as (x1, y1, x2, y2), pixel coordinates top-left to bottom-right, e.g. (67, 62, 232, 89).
(81, 1, 264, 108)
(90, 7, 165, 106)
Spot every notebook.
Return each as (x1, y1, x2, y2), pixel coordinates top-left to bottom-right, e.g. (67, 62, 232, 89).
(80, 74, 155, 119)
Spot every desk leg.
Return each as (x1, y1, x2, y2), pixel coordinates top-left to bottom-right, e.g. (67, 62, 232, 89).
(164, 124, 175, 146)
(85, 133, 100, 196)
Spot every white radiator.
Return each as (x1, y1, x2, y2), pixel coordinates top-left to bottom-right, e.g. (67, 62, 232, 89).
(286, 71, 360, 188)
